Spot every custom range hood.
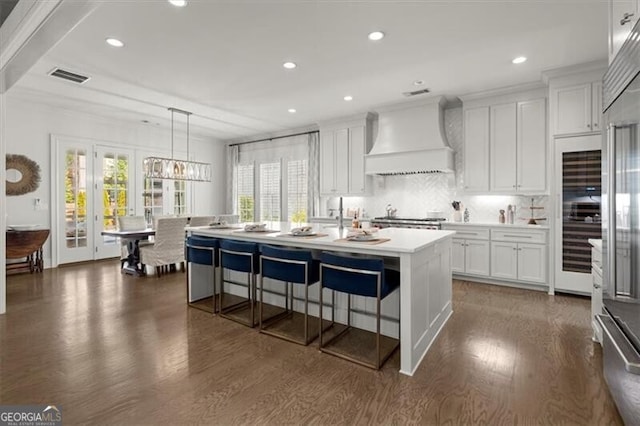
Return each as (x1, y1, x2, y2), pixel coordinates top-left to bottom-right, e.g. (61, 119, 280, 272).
(365, 96, 454, 175)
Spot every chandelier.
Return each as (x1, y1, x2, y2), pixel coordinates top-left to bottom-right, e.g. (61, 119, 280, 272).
(143, 107, 212, 182)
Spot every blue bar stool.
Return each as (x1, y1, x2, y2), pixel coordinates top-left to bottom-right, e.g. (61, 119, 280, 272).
(186, 235, 219, 314)
(219, 240, 260, 327)
(259, 245, 321, 345)
(319, 252, 400, 370)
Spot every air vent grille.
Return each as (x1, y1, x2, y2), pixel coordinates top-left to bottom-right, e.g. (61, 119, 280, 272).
(402, 88, 430, 97)
(48, 68, 90, 84)
(377, 170, 442, 176)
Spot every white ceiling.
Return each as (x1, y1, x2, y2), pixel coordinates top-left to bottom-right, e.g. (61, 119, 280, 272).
(14, 0, 609, 141)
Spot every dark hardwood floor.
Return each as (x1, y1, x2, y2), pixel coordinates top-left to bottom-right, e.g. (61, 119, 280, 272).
(1, 260, 622, 424)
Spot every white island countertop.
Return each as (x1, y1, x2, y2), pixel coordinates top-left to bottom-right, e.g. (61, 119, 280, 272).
(190, 222, 455, 255)
(189, 222, 455, 376)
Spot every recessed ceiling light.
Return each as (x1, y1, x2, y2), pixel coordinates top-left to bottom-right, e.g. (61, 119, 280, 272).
(168, 0, 187, 6)
(512, 56, 527, 64)
(368, 31, 385, 41)
(283, 62, 297, 69)
(413, 80, 425, 86)
(343, 95, 353, 101)
(288, 108, 297, 113)
(105, 38, 124, 48)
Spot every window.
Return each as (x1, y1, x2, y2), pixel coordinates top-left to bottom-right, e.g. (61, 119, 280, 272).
(260, 162, 281, 221)
(288, 159, 307, 223)
(237, 163, 254, 222)
(233, 135, 311, 222)
(142, 178, 188, 221)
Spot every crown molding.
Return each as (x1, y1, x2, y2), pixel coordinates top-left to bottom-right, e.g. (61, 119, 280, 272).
(541, 59, 608, 84)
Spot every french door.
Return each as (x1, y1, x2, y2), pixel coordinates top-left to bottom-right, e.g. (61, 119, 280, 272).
(54, 137, 135, 265)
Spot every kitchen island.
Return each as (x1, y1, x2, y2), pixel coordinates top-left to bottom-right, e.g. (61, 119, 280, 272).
(189, 223, 455, 376)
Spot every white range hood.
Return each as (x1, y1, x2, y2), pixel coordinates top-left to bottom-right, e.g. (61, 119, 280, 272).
(365, 96, 455, 175)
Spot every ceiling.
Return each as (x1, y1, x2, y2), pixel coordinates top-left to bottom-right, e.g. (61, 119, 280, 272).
(13, 0, 609, 141)
(0, 0, 19, 28)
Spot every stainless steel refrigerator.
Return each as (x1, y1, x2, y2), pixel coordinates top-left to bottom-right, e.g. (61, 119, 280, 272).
(600, 24, 640, 425)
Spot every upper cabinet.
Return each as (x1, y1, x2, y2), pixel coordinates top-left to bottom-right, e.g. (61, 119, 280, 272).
(550, 81, 602, 136)
(609, 0, 639, 63)
(319, 113, 375, 196)
(463, 87, 547, 195)
(463, 107, 490, 192)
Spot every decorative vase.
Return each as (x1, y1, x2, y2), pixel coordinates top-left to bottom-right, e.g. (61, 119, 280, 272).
(453, 210, 462, 222)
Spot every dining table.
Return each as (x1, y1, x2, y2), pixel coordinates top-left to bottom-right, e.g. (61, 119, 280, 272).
(101, 228, 155, 276)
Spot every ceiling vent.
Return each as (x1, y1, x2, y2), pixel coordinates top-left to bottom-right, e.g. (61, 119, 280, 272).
(402, 88, 430, 97)
(48, 68, 90, 84)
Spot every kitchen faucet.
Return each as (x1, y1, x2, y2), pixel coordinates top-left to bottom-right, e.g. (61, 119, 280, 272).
(338, 197, 344, 231)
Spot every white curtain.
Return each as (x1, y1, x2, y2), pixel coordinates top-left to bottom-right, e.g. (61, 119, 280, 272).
(226, 144, 239, 213)
(308, 132, 320, 218)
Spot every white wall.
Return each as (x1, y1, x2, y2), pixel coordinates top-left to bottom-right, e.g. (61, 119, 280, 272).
(4, 95, 227, 268)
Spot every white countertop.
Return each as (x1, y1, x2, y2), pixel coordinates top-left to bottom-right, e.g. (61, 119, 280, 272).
(441, 222, 549, 230)
(588, 238, 602, 251)
(189, 222, 455, 254)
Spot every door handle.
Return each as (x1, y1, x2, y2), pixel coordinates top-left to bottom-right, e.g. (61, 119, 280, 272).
(596, 315, 640, 374)
(621, 12, 635, 25)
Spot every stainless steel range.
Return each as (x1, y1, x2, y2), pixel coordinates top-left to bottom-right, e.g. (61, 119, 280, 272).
(370, 217, 446, 230)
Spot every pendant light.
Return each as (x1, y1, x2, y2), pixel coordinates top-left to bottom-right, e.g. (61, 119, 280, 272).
(143, 107, 211, 182)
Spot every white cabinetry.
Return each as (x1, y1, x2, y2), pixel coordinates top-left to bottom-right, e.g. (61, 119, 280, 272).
(551, 82, 602, 136)
(319, 114, 374, 196)
(463, 107, 490, 192)
(449, 227, 490, 277)
(490, 229, 546, 284)
(489, 99, 546, 193)
(609, 0, 639, 63)
(489, 103, 517, 192)
(462, 87, 547, 194)
(444, 223, 549, 288)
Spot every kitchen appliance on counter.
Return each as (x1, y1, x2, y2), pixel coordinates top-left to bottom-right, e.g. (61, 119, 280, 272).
(370, 217, 446, 230)
(599, 23, 640, 425)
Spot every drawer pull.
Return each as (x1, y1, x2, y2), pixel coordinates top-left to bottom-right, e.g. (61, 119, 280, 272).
(503, 234, 532, 238)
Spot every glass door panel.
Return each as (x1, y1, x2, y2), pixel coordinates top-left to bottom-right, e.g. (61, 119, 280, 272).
(554, 135, 603, 293)
(58, 144, 94, 264)
(96, 147, 134, 259)
(561, 149, 602, 273)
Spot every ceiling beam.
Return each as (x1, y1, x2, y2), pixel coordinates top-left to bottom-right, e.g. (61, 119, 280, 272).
(0, 0, 99, 93)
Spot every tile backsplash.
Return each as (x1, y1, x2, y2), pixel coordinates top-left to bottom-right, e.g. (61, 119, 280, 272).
(323, 106, 550, 225)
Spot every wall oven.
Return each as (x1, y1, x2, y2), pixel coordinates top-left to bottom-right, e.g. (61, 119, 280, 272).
(600, 21, 640, 425)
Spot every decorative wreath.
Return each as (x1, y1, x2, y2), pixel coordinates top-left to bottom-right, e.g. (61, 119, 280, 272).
(6, 154, 41, 196)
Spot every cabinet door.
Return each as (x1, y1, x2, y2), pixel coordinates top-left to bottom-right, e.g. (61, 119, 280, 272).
(517, 98, 547, 192)
(451, 239, 465, 274)
(591, 81, 603, 132)
(320, 131, 336, 194)
(348, 125, 366, 194)
(517, 243, 546, 284)
(552, 83, 592, 135)
(465, 240, 490, 276)
(334, 128, 349, 194)
(464, 107, 490, 191)
(610, 0, 638, 63)
(490, 241, 518, 280)
(490, 103, 517, 192)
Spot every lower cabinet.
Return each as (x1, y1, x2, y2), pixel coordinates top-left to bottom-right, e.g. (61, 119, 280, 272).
(491, 241, 546, 283)
(444, 224, 549, 288)
(452, 238, 490, 277)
